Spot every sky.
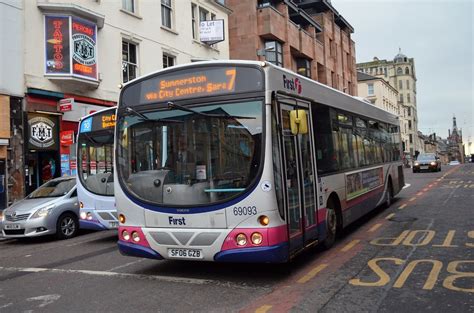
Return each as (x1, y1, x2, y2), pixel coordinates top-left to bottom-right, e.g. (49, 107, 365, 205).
(332, 0, 473, 144)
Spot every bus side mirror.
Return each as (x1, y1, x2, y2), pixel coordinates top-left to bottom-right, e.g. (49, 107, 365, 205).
(289, 110, 308, 135)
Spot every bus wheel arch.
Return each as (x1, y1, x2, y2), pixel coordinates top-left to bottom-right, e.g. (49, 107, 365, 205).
(322, 193, 342, 249)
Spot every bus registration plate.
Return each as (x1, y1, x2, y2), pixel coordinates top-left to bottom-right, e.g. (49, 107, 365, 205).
(168, 248, 203, 259)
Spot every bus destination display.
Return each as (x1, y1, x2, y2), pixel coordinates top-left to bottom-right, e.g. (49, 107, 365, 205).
(80, 111, 116, 133)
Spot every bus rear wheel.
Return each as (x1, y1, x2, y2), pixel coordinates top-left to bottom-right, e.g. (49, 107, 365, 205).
(322, 199, 338, 249)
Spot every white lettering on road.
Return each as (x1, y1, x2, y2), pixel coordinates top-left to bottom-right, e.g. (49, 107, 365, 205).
(26, 294, 61, 308)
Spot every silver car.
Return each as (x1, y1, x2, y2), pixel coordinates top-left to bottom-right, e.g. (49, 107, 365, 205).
(1, 177, 79, 240)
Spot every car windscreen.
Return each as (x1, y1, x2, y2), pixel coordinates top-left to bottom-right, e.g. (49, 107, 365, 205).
(417, 154, 436, 161)
(28, 179, 76, 198)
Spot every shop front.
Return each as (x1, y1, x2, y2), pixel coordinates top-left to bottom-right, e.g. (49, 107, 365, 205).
(25, 113, 60, 195)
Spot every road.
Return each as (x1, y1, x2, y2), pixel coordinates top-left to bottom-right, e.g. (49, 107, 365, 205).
(0, 164, 473, 312)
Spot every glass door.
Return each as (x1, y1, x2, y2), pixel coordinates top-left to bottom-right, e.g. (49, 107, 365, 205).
(278, 101, 318, 254)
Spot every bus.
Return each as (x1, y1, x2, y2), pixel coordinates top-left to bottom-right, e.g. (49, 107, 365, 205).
(115, 61, 404, 262)
(77, 107, 119, 230)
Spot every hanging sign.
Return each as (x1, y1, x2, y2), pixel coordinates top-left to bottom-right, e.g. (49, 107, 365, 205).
(27, 114, 59, 150)
(45, 15, 71, 74)
(199, 20, 225, 44)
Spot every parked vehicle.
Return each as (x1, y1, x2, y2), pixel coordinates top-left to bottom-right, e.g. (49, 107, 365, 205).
(1, 177, 79, 239)
(449, 160, 460, 165)
(413, 153, 441, 172)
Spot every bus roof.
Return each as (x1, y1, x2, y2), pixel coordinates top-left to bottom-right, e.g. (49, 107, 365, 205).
(78, 106, 117, 123)
(121, 60, 398, 126)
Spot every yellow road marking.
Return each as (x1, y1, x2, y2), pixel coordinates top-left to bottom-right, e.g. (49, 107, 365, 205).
(416, 192, 423, 196)
(255, 305, 272, 313)
(422, 188, 429, 192)
(341, 240, 360, 252)
(386, 213, 395, 220)
(368, 223, 383, 233)
(409, 197, 417, 202)
(398, 204, 407, 210)
(428, 184, 433, 187)
(297, 264, 328, 284)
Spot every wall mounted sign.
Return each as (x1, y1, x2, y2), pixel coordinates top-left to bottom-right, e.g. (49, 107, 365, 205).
(60, 130, 75, 145)
(58, 98, 74, 112)
(27, 114, 59, 150)
(199, 20, 225, 44)
(44, 15, 98, 81)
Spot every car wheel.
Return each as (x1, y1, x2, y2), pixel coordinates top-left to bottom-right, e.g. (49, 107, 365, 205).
(56, 213, 78, 240)
(322, 199, 339, 249)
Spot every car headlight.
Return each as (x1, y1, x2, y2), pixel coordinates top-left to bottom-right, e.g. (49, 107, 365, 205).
(414, 162, 419, 166)
(430, 162, 436, 166)
(0, 211, 4, 222)
(31, 205, 55, 219)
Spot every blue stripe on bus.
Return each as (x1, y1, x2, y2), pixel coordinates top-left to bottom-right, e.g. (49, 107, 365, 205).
(214, 242, 289, 263)
(124, 182, 259, 214)
(118, 241, 164, 260)
(204, 188, 245, 193)
(80, 220, 109, 231)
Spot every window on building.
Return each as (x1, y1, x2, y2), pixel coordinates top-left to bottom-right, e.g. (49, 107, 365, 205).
(122, 41, 137, 83)
(397, 67, 402, 75)
(408, 107, 411, 116)
(408, 120, 412, 130)
(399, 80, 402, 89)
(199, 7, 208, 22)
(405, 67, 410, 75)
(406, 79, 410, 90)
(409, 134, 413, 144)
(163, 54, 175, 68)
(265, 41, 283, 67)
(161, 0, 172, 28)
(399, 93, 403, 103)
(191, 3, 197, 39)
(122, 0, 135, 12)
(296, 58, 311, 78)
(407, 93, 411, 103)
(368, 83, 374, 96)
(211, 13, 216, 20)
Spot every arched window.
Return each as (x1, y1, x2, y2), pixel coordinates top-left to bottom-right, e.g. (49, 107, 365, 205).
(397, 67, 403, 75)
(405, 67, 410, 75)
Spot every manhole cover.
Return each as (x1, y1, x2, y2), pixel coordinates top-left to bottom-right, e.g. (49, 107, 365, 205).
(388, 216, 417, 222)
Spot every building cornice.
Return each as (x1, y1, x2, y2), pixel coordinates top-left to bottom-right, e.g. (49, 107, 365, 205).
(37, 2, 105, 28)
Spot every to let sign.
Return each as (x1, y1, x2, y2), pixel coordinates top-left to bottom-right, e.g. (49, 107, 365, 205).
(199, 20, 225, 44)
(59, 98, 74, 112)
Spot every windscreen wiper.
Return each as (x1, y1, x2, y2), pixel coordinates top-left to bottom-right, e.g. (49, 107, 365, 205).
(125, 107, 183, 123)
(167, 101, 255, 120)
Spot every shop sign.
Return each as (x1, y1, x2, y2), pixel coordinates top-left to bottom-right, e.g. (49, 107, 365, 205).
(60, 130, 75, 145)
(44, 15, 98, 81)
(59, 98, 74, 112)
(71, 16, 98, 80)
(199, 20, 225, 44)
(45, 15, 71, 74)
(28, 114, 58, 150)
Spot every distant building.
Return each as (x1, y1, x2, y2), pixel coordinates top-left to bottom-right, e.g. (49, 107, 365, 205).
(357, 50, 419, 158)
(227, 0, 358, 95)
(447, 116, 464, 163)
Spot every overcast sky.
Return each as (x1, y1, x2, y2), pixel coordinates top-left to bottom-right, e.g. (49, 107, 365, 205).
(333, 0, 473, 142)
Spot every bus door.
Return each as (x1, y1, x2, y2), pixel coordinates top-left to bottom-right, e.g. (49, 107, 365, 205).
(278, 100, 318, 254)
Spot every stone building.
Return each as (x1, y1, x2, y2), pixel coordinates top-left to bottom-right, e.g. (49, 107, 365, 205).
(2, 0, 231, 204)
(357, 50, 419, 157)
(356, 72, 399, 115)
(447, 116, 464, 163)
(226, 0, 357, 95)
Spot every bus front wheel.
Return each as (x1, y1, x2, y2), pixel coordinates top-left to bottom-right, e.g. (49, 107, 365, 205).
(322, 199, 338, 249)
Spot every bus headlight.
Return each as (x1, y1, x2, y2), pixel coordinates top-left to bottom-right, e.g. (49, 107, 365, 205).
(119, 214, 126, 224)
(86, 212, 93, 220)
(122, 230, 130, 241)
(80, 212, 87, 220)
(132, 231, 140, 243)
(236, 233, 247, 246)
(251, 232, 263, 245)
(258, 215, 269, 226)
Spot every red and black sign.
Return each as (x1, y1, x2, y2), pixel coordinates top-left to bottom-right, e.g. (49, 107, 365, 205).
(71, 16, 98, 80)
(45, 15, 70, 74)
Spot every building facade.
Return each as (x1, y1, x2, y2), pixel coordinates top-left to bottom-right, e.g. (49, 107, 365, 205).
(357, 72, 399, 115)
(447, 116, 464, 163)
(4, 0, 231, 204)
(226, 0, 357, 95)
(357, 51, 419, 157)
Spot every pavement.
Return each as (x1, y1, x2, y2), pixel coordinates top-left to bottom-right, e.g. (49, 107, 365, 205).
(0, 163, 473, 312)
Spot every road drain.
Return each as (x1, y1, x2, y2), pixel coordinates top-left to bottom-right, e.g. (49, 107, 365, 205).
(388, 216, 417, 222)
